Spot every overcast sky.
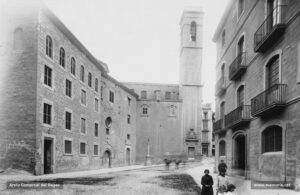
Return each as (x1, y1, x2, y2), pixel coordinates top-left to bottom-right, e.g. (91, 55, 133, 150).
(43, 0, 229, 109)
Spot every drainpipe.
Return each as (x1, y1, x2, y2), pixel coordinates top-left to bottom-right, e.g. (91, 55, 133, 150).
(284, 123, 287, 184)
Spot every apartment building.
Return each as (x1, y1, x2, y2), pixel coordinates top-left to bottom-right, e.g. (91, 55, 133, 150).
(213, 0, 300, 188)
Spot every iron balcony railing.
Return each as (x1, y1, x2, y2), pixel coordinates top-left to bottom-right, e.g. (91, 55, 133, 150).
(229, 52, 247, 81)
(254, 4, 286, 52)
(215, 77, 227, 96)
(225, 105, 251, 129)
(251, 84, 287, 117)
(213, 119, 225, 132)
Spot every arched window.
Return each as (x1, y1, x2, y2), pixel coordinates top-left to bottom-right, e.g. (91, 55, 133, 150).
(237, 85, 245, 106)
(190, 21, 197, 42)
(71, 57, 76, 75)
(95, 78, 98, 92)
(105, 117, 112, 135)
(238, 36, 244, 55)
(13, 27, 24, 50)
(237, 36, 245, 65)
(80, 66, 85, 82)
(222, 30, 226, 47)
(262, 125, 282, 153)
(88, 72, 92, 87)
(220, 102, 225, 128)
(221, 64, 225, 83)
(46, 35, 53, 58)
(59, 47, 65, 67)
(266, 55, 280, 89)
(219, 140, 226, 156)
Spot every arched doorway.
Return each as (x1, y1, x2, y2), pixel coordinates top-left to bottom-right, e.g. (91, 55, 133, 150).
(103, 150, 111, 168)
(126, 148, 130, 165)
(233, 134, 246, 175)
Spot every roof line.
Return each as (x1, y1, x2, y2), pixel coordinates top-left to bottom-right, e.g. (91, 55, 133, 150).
(102, 74, 139, 98)
(42, 6, 107, 73)
(212, 0, 235, 42)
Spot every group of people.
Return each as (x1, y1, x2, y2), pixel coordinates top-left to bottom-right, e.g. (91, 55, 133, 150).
(200, 160, 236, 195)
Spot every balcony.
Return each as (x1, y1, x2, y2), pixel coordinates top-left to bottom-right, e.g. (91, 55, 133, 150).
(254, 5, 286, 53)
(251, 84, 287, 117)
(215, 78, 227, 97)
(213, 119, 225, 133)
(229, 52, 247, 81)
(225, 105, 251, 129)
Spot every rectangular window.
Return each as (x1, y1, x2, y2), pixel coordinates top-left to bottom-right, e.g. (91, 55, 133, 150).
(81, 118, 86, 134)
(66, 79, 72, 98)
(141, 90, 147, 99)
(127, 134, 130, 140)
(64, 140, 72, 154)
(44, 65, 52, 87)
(109, 91, 114, 103)
(80, 142, 86, 155)
(203, 121, 208, 130)
(65, 111, 71, 130)
(165, 92, 171, 100)
(95, 98, 99, 112)
(142, 107, 148, 115)
(204, 112, 208, 119)
(81, 89, 86, 105)
(127, 114, 131, 124)
(94, 144, 99, 155)
(43, 103, 52, 125)
(94, 123, 98, 137)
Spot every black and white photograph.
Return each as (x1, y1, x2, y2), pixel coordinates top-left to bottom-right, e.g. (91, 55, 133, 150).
(0, 0, 299, 194)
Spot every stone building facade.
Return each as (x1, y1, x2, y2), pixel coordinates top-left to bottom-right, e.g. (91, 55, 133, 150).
(0, 1, 137, 175)
(213, 0, 300, 189)
(0, 1, 213, 175)
(123, 82, 183, 163)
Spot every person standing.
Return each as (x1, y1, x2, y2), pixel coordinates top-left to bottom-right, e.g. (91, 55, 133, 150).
(216, 171, 229, 194)
(218, 160, 227, 174)
(201, 169, 214, 195)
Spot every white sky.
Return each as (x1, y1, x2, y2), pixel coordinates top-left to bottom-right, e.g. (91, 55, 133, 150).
(43, 0, 229, 109)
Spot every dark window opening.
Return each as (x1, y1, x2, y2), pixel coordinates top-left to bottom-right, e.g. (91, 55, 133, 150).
(43, 103, 52, 125)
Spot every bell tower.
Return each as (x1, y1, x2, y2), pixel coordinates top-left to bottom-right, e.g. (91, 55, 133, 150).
(179, 8, 204, 158)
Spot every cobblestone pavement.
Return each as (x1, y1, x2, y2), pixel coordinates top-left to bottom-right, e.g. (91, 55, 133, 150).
(186, 157, 299, 195)
(0, 163, 201, 195)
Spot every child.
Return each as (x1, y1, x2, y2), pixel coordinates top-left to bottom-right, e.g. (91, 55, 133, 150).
(216, 171, 229, 194)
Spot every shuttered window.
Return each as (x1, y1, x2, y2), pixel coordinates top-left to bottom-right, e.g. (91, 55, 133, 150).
(266, 56, 279, 88)
(262, 125, 282, 153)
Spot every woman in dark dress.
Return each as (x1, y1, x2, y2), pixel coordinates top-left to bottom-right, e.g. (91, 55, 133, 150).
(201, 169, 214, 195)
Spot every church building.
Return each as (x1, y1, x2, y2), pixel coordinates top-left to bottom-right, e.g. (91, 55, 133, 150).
(0, 1, 212, 174)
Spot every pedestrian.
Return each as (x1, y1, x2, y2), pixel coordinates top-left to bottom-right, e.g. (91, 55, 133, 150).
(201, 169, 214, 195)
(216, 171, 229, 194)
(218, 160, 227, 174)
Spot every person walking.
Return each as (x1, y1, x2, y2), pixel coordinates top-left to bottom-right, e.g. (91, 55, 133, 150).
(216, 171, 229, 194)
(218, 160, 227, 174)
(200, 169, 214, 195)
